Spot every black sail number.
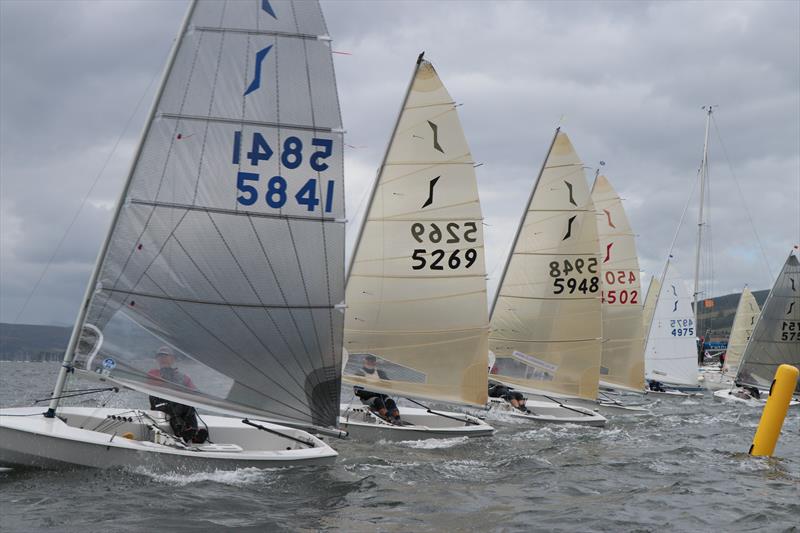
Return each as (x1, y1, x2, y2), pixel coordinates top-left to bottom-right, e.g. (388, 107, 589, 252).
(411, 222, 478, 244)
(412, 249, 477, 271)
(549, 257, 599, 295)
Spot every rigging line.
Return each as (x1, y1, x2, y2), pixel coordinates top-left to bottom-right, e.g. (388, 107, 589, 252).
(710, 114, 775, 283)
(163, 233, 315, 409)
(96, 23, 207, 321)
(664, 166, 700, 262)
(13, 62, 162, 324)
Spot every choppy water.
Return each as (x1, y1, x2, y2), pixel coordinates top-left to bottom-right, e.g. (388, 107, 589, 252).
(1, 362, 798, 532)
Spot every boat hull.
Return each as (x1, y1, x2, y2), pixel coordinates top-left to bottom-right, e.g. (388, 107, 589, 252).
(712, 389, 800, 407)
(0, 407, 337, 471)
(487, 398, 607, 427)
(339, 405, 494, 441)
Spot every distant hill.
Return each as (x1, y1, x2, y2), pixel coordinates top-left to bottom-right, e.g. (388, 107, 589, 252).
(0, 323, 71, 361)
(696, 289, 769, 342)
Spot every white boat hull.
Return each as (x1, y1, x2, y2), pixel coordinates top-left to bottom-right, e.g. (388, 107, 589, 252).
(486, 398, 607, 427)
(712, 389, 800, 407)
(0, 407, 337, 471)
(339, 405, 494, 441)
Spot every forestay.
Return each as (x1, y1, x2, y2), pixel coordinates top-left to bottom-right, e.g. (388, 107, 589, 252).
(722, 287, 760, 375)
(591, 175, 644, 392)
(736, 253, 800, 393)
(489, 131, 602, 401)
(71, 0, 345, 429)
(342, 58, 489, 407)
(644, 260, 698, 386)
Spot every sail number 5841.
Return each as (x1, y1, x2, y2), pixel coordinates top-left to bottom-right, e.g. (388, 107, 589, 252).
(233, 131, 336, 212)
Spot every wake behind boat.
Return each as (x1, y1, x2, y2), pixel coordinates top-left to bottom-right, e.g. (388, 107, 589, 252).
(339, 55, 494, 440)
(0, 0, 348, 470)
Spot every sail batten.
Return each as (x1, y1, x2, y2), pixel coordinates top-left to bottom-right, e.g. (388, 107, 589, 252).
(343, 59, 490, 407)
(489, 131, 602, 401)
(68, 0, 345, 429)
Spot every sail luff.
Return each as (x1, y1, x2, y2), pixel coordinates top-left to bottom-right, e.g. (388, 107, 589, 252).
(345, 55, 424, 283)
(489, 127, 560, 317)
(47, 0, 200, 416)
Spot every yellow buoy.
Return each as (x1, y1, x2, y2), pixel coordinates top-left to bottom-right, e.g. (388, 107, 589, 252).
(749, 364, 799, 457)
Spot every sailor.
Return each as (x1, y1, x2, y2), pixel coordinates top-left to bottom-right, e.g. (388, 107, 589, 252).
(352, 354, 401, 425)
(147, 346, 208, 443)
(648, 380, 666, 392)
(488, 381, 530, 413)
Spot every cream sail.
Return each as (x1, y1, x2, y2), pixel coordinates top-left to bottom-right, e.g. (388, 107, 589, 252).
(342, 58, 489, 407)
(735, 253, 800, 393)
(722, 287, 760, 375)
(489, 130, 602, 401)
(591, 175, 645, 392)
(644, 260, 698, 386)
(642, 275, 661, 339)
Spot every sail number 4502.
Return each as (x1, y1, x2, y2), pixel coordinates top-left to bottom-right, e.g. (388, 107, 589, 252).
(233, 131, 335, 212)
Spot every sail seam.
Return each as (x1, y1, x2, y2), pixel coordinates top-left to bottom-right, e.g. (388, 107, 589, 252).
(192, 26, 325, 40)
(128, 199, 340, 222)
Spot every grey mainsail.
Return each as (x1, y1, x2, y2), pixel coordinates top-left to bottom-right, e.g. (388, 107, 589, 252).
(736, 252, 800, 393)
(67, 0, 345, 429)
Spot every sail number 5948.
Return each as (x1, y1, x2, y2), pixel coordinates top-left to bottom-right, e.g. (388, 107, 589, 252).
(548, 258, 599, 295)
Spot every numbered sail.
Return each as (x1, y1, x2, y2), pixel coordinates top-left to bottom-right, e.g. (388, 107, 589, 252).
(722, 287, 760, 375)
(489, 131, 602, 401)
(736, 253, 800, 393)
(642, 275, 660, 338)
(71, 0, 345, 429)
(342, 58, 489, 407)
(591, 175, 644, 392)
(644, 261, 698, 386)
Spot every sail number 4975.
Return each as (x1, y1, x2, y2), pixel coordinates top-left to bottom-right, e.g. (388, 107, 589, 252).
(233, 131, 335, 212)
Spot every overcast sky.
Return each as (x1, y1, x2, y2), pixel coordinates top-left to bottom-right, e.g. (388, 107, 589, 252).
(1, 0, 798, 327)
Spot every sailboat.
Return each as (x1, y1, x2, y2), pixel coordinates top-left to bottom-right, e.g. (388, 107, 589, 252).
(643, 259, 702, 395)
(714, 252, 800, 406)
(338, 55, 494, 440)
(487, 129, 607, 426)
(588, 174, 649, 413)
(0, 0, 347, 469)
(702, 287, 760, 390)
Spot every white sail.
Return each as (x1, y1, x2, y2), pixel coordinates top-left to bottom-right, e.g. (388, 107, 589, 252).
(642, 275, 660, 338)
(342, 58, 489, 407)
(722, 287, 760, 375)
(70, 0, 345, 429)
(591, 175, 644, 392)
(644, 260, 698, 386)
(736, 253, 800, 393)
(489, 130, 602, 401)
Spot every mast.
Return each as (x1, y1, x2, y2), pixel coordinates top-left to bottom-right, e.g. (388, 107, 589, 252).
(45, 0, 198, 418)
(489, 127, 560, 316)
(345, 53, 425, 285)
(692, 106, 712, 356)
